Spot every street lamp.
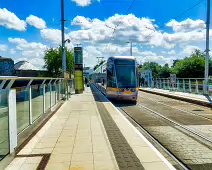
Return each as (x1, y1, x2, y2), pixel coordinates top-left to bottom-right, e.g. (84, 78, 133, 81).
(61, 0, 66, 78)
(65, 39, 71, 43)
(126, 42, 132, 56)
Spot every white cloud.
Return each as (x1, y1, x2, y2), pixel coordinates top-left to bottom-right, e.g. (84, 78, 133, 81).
(0, 44, 8, 51)
(69, 15, 212, 50)
(72, 0, 100, 7)
(181, 45, 200, 55)
(10, 49, 16, 54)
(40, 28, 61, 44)
(83, 46, 103, 67)
(9, 38, 47, 69)
(22, 50, 45, 58)
(69, 14, 174, 49)
(168, 50, 176, 55)
(26, 15, 46, 29)
(166, 18, 205, 32)
(8, 38, 27, 44)
(163, 30, 206, 44)
(9, 38, 47, 51)
(0, 8, 26, 31)
(138, 54, 175, 66)
(40, 28, 74, 50)
(140, 51, 156, 56)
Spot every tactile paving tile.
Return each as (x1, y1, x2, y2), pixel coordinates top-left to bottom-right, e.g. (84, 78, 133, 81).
(91, 86, 145, 170)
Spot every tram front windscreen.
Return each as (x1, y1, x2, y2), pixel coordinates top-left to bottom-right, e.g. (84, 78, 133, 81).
(115, 60, 136, 88)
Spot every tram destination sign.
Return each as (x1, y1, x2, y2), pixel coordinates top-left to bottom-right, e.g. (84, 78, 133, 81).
(74, 47, 83, 64)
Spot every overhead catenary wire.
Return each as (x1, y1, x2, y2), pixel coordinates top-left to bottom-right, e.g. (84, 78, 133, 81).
(144, 0, 206, 40)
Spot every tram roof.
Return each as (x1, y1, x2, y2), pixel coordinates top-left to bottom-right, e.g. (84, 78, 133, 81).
(109, 56, 136, 60)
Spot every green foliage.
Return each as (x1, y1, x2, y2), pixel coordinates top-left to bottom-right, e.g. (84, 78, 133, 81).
(140, 62, 171, 78)
(139, 49, 212, 78)
(159, 64, 171, 78)
(141, 62, 161, 78)
(172, 59, 180, 67)
(43, 46, 74, 77)
(172, 49, 205, 78)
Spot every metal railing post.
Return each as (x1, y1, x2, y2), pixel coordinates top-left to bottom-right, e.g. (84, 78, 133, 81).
(183, 79, 186, 92)
(189, 79, 192, 93)
(43, 84, 46, 113)
(8, 89, 17, 153)
(177, 79, 180, 91)
(50, 83, 52, 109)
(54, 80, 57, 104)
(148, 78, 150, 87)
(168, 80, 170, 90)
(58, 81, 61, 100)
(196, 79, 199, 94)
(163, 79, 166, 89)
(29, 86, 32, 125)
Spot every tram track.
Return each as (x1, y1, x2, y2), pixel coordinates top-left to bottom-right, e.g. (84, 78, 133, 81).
(117, 107, 188, 170)
(138, 91, 212, 122)
(116, 102, 212, 170)
(93, 84, 212, 169)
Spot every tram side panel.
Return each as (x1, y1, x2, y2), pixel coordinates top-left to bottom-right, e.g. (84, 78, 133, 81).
(106, 62, 118, 99)
(92, 73, 107, 95)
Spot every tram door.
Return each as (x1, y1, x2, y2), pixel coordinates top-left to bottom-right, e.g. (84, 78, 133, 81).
(106, 62, 117, 98)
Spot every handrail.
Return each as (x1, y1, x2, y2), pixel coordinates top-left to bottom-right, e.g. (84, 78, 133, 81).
(0, 76, 64, 80)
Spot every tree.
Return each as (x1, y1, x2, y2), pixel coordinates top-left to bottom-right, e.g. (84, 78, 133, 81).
(172, 49, 205, 78)
(141, 62, 161, 78)
(159, 63, 171, 78)
(172, 59, 180, 67)
(43, 46, 74, 77)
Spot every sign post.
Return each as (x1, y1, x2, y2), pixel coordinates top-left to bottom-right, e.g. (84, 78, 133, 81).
(170, 74, 176, 91)
(74, 47, 84, 94)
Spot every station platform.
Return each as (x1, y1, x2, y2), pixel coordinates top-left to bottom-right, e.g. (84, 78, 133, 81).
(140, 88, 212, 107)
(5, 87, 174, 170)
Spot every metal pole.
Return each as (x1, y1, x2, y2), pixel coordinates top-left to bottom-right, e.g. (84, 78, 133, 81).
(205, 0, 210, 94)
(61, 0, 66, 77)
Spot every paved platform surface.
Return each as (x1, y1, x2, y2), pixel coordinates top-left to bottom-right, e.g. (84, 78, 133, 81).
(140, 88, 212, 107)
(5, 87, 174, 170)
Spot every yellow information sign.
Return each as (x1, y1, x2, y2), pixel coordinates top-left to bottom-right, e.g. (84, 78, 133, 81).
(74, 70, 83, 93)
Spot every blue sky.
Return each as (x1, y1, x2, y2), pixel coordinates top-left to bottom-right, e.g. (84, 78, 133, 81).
(0, 0, 210, 69)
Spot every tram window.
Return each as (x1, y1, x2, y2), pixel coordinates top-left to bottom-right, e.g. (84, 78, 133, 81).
(107, 64, 117, 88)
(116, 65, 136, 88)
(115, 59, 134, 65)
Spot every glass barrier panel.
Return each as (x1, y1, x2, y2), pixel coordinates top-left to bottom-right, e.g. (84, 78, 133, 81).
(16, 87, 30, 134)
(56, 83, 60, 102)
(51, 84, 56, 106)
(45, 85, 51, 111)
(0, 90, 9, 160)
(31, 85, 43, 121)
